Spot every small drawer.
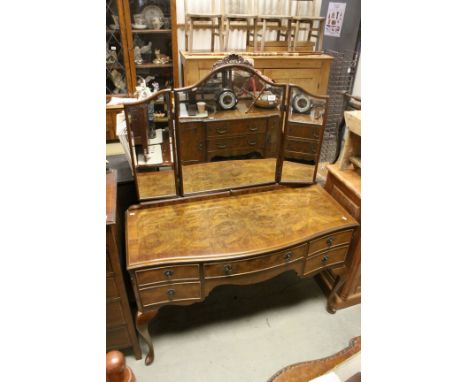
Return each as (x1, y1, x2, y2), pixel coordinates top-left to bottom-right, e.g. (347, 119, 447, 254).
(285, 138, 319, 154)
(287, 123, 321, 140)
(207, 119, 267, 137)
(139, 282, 202, 308)
(106, 276, 119, 299)
(135, 265, 200, 287)
(204, 243, 308, 279)
(107, 299, 126, 328)
(304, 246, 349, 275)
(207, 133, 266, 151)
(309, 230, 354, 255)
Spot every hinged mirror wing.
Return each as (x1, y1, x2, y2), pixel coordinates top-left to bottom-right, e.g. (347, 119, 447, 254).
(279, 85, 329, 184)
(124, 89, 178, 201)
(173, 59, 287, 196)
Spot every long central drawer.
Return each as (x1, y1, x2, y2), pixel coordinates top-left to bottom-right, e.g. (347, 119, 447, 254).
(207, 133, 266, 151)
(204, 243, 308, 279)
(207, 119, 267, 137)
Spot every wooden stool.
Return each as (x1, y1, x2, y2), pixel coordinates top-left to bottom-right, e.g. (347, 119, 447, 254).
(185, 0, 224, 52)
(289, 0, 325, 52)
(253, 0, 292, 52)
(222, 0, 255, 51)
(106, 350, 136, 382)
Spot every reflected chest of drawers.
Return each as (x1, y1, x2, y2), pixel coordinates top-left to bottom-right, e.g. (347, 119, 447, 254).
(125, 185, 358, 365)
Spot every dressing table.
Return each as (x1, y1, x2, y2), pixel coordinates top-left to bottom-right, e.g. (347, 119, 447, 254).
(122, 55, 359, 365)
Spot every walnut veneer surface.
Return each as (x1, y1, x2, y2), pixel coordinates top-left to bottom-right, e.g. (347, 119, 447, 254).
(136, 158, 315, 199)
(127, 185, 356, 268)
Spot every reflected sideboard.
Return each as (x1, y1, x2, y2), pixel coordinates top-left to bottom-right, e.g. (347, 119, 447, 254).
(126, 185, 358, 365)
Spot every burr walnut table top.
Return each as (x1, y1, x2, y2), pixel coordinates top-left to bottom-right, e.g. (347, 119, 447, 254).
(126, 185, 357, 269)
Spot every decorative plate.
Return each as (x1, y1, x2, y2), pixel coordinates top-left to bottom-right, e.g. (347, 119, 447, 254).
(141, 5, 164, 29)
(132, 24, 147, 29)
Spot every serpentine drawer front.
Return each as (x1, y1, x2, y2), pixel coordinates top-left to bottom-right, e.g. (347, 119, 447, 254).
(135, 265, 200, 287)
(138, 282, 202, 308)
(309, 230, 354, 255)
(204, 243, 307, 279)
(304, 245, 350, 276)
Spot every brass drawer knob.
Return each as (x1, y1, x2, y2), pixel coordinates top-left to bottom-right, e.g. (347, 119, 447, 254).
(164, 270, 174, 278)
(167, 289, 176, 298)
(284, 252, 292, 261)
(321, 255, 329, 263)
(326, 238, 334, 247)
(248, 140, 257, 146)
(248, 126, 258, 132)
(224, 264, 233, 274)
(217, 144, 227, 149)
(216, 128, 228, 134)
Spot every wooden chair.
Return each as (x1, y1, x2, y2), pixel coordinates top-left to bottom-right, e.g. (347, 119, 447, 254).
(222, 0, 255, 51)
(289, 0, 325, 52)
(253, 0, 292, 51)
(184, 0, 224, 52)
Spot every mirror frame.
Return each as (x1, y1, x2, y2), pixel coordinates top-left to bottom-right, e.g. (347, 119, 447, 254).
(278, 84, 329, 186)
(121, 58, 331, 203)
(172, 62, 288, 197)
(123, 88, 180, 201)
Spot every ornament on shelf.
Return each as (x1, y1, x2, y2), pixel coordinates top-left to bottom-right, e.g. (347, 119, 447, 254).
(110, 69, 126, 94)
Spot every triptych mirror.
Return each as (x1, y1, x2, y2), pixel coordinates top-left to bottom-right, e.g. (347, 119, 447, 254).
(123, 55, 328, 202)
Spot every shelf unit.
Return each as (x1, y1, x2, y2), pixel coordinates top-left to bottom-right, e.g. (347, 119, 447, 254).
(106, 0, 179, 141)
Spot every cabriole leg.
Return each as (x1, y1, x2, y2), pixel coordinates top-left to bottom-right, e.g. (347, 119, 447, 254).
(326, 273, 347, 314)
(136, 310, 158, 365)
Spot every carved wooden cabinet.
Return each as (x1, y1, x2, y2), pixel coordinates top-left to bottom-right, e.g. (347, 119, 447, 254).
(106, 170, 141, 358)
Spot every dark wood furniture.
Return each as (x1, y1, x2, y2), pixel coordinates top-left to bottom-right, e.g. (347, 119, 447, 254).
(106, 350, 136, 382)
(318, 163, 361, 310)
(178, 102, 282, 164)
(268, 336, 361, 382)
(107, 170, 141, 359)
(126, 185, 358, 365)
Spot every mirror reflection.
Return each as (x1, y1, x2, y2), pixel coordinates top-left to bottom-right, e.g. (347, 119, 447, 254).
(281, 86, 328, 184)
(175, 64, 286, 195)
(124, 89, 177, 200)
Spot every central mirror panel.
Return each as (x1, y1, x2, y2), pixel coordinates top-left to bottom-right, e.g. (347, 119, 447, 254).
(174, 63, 286, 195)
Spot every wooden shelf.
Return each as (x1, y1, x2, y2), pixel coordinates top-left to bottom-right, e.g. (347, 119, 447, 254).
(132, 29, 172, 34)
(136, 63, 173, 69)
(106, 28, 120, 33)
